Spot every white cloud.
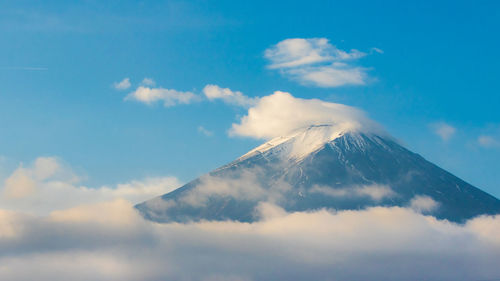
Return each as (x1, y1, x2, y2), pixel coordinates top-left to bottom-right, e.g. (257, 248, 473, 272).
(0, 157, 181, 214)
(264, 38, 372, 87)
(478, 135, 500, 148)
(371, 47, 384, 54)
(265, 38, 365, 69)
(3, 167, 36, 199)
(230, 91, 382, 140)
(203, 84, 257, 107)
(198, 126, 214, 137)
(176, 169, 290, 208)
(310, 184, 396, 201)
(430, 122, 456, 141)
(113, 78, 131, 90)
(409, 195, 439, 213)
(141, 78, 156, 86)
(125, 86, 199, 107)
(0, 202, 499, 281)
(0, 157, 499, 280)
(288, 63, 367, 87)
(2, 157, 77, 200)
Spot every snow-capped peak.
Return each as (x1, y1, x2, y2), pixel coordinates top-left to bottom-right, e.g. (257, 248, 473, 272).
(238, 124, 371, 161)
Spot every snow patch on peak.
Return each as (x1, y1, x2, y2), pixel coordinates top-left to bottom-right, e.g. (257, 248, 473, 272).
(239, 123, 370, 162)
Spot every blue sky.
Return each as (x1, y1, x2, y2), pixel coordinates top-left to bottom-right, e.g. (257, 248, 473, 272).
(1, 0, 500, 197)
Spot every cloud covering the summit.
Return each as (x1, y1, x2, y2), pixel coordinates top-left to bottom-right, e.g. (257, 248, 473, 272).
(230, 91, 382, 140)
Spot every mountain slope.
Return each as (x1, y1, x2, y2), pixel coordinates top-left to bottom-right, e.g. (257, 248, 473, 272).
(136, 125, 500, 223)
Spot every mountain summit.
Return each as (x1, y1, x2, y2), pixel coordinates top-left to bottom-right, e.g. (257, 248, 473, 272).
(136, 125, 500, 223)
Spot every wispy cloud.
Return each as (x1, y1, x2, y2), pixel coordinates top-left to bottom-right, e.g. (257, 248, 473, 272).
(409, 195, 440, 213)
(113, 78, 131, 90)
(478, 135, 500, 148)
(197, 126, 214, 137)
(0, 66, 48, 71)
(141, 78, 155, 86)
(310, 184, 396, 201)
(371, 47, 384, 54)
(264, 38, 376, 87)
(430, 122, 456, 142)
(203, 84, 257, 108)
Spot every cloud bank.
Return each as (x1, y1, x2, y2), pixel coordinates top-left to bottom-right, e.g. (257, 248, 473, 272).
(1, 156, 499, 280)
(265, 38, 374, 87)
(230, 91, 381, 140)
(0, 157, 181, 214)
(0, 201, 499, 281)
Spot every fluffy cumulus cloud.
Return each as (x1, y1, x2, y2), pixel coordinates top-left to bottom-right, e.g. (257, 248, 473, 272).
(0, 201, 499, 281)
(265, 38, 365, 69)
(113, 78, 131, 90)
(230, 91, 382, 140)
(125, 86, 199, 107)
(264, 38, 375, 87)
(203, 84, 257, 107)
(0, 157, 181, 214)
(430, 122, 456, 141)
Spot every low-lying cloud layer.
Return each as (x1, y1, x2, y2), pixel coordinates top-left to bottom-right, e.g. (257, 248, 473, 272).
(1, 157, 499, 280)
(310, 184, 395, 201)
(0, 200, 499, 281)
(0, 157, 181, 214)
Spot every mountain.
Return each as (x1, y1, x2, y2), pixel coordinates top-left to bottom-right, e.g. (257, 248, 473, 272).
(136, 125, 500, 223)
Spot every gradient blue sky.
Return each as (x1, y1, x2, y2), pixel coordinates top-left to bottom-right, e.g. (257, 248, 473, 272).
(1, 0, 499, 197)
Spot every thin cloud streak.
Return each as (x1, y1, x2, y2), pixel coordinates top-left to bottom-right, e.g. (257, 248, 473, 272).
(0, 66, 48, 71)
(478, 135, 500, 148)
